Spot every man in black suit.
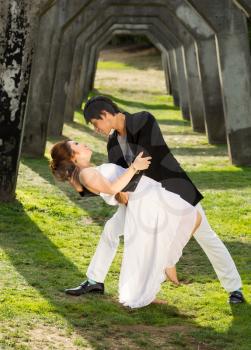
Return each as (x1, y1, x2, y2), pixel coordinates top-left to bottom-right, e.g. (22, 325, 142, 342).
(65, 96, 244, 304)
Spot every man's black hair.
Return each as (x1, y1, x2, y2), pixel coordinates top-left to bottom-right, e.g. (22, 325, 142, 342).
(83, 96, 120, 124)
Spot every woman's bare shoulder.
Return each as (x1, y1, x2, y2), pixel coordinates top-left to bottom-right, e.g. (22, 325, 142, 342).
(79, 167, 98, 180)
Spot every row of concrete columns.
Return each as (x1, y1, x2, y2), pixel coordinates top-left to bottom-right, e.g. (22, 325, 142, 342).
(0, 0, 251, 201)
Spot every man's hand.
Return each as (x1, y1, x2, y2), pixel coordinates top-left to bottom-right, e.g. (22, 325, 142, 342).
(115, 192, 129, 205)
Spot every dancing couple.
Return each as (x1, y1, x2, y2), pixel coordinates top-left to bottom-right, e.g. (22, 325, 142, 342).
(50, 95, 244, 307)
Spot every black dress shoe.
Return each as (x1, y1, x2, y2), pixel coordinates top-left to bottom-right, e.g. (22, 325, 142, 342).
(65, 280, 104, 296)
(228, 290, 245, 304)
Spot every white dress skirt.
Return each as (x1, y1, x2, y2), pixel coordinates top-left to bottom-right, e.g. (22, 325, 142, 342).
(96, 163, 198, 308)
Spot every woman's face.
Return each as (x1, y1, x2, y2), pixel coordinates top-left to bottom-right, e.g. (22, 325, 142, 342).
(67, 141, 92, 163)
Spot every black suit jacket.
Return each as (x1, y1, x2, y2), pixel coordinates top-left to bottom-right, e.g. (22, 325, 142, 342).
(107, 111, 203, 206)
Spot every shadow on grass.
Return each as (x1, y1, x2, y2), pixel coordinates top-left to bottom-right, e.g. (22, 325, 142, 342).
(0, 198, 250, 350)
(188, 167, 251, 190)
(229, 303, 251, 347)
(157, 118, 191, 126)
(88, 90, 179, 112)
(172, 146, 228, 158)
(64, 121, 107, 144)
(179, 239, 251, 287)
(1, 199, 248, 349)
(20, 154, 251, 286)
(72, 112, 189, 135)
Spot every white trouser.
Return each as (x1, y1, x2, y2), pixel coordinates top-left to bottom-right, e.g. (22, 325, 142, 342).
(86, 203, 242, 293)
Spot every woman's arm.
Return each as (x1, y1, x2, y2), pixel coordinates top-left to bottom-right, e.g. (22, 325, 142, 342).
(79, 152, 151, 195)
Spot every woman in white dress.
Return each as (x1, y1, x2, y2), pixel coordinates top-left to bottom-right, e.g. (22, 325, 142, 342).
(50, 140, 201, 308)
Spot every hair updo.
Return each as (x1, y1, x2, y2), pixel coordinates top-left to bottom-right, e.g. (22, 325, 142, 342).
(50, 140, 76, 182)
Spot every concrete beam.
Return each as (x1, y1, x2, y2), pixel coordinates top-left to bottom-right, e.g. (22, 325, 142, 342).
(67, 17, 176, 117)
(73, 9, 206, 130)
(233, 0, 251, 17)
(68, 16, 185, 119)
(78, 26, 182, 119)
(67, 7, 208, 133)
(80, 24, 170, 105)
(54, 7, 191, 137)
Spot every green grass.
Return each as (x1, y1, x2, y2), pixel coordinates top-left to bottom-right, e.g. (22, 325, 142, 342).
(0, 50, 251, 349)
(98, 61, 137, 70)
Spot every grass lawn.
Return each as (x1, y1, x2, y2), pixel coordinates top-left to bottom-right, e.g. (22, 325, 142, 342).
(0, 46, 251, 349)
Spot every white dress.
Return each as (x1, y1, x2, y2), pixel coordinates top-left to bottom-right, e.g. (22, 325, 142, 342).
(96, 163, 198, 308)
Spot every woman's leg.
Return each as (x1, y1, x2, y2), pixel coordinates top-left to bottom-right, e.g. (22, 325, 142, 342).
(165, 211, 202, 285)
(165, 266, 180, 285)
(191, 211, 202, 237)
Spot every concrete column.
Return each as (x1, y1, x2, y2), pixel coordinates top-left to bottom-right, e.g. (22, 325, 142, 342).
(47, 0, 112, 136)
(157, 8, 205, 128)
(189, 0, 251, 164)
(182, 42, 205, 131)
(22, 1, 93, 155)
(196, 38, 226, 142)
(166, 0, 226, 143)
(168, 50, 180, 106)
(22, 3, 62, 156)
(0, 0, 48, 201)
(174, 46, 190, 120)
(165, 52, 173, 95)
(161, 52, 172, 95)
(89, 55, 99, 92)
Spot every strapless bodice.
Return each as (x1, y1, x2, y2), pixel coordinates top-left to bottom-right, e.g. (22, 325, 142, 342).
(95, 163, 126, 205)
(95, 163, 126, 181)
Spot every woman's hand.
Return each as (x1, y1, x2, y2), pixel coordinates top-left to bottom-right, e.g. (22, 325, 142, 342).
(132, 152, 152, 171)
